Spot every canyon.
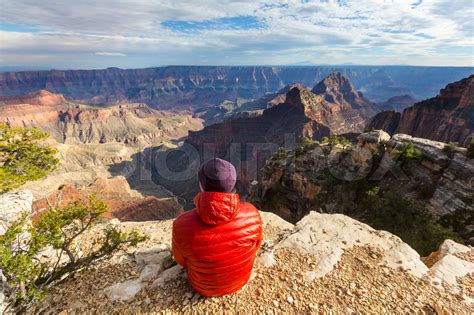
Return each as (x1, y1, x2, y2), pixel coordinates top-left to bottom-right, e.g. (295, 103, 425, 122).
(1, 66, 472, 110)
(0, 90, 202, 146)
(151, 73, 378, 203)
(1, 68, 473, 314)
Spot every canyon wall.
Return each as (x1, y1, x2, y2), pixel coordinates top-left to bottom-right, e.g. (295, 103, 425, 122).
(367, 75, 474, 145)
(1, 66, 472, 109)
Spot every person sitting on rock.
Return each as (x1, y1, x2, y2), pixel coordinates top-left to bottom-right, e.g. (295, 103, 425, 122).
(172, 158, 263, 297)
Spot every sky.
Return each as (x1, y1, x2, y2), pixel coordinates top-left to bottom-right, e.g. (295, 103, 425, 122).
(0, 0, 473, 69)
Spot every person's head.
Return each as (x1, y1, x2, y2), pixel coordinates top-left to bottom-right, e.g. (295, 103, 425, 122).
(198, 158, 237, 193)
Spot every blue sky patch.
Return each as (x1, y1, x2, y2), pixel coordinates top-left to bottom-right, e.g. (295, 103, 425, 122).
(411, 0, 423, 9)
(0, 23, 40, 33)
(414, 32, 435, 39)
(162, 16, 265, 33)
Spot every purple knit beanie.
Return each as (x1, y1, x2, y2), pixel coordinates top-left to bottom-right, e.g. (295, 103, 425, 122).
(198, 158, 237, 193)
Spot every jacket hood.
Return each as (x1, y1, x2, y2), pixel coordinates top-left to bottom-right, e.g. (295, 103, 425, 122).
(194, 191, 241, 225)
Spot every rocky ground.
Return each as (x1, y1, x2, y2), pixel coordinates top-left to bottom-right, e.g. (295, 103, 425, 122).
(28, 211, 473, 314)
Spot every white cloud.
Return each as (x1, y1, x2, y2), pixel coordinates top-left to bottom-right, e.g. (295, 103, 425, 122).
(0, 0, 472, 67)
(95, 52, 127, 56)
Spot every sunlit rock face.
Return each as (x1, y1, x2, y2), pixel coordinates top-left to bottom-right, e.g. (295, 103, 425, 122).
(368, 75, 474, 146)
(0, 90, 203, 146)
(32, 177, 183, 222)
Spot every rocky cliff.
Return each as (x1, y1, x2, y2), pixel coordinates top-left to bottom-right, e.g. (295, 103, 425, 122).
(0, 190, 33, 235)
(1, 66, 472, 109)
(311, 72, 378, 118)
(19, 211, 474, 313)
(367, 75, 474, 145)
(0, 90, 203, 146)
(250, 130, 474, 251)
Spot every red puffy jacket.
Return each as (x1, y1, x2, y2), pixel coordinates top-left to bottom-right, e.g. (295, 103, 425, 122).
(172, 191, 262, 297)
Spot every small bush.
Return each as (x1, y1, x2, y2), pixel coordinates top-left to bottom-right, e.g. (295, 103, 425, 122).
(468, 138, 474, 159)
(442, 142, 457, 155)
(397, 143, 423, 163)
(321, 135, 350, 147)
(0, 195, 147, 312)
(366, 186, 380, 198)
(273, 147, 287, 159)
(297, 137, 319, 151)
(0, 123, 60, 193)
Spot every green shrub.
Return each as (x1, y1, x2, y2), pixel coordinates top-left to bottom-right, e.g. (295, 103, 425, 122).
(273, 147, 287, 159)
(0, 123, 59, 193)
(396, 143, 423, 163)
(0, 195, 147, 312)
(366, 186, 380, 198)
(468, 138, 474, 159)
(321, 135, 350, 147)
(442, 142, 457, 154)
(297, 137, 319, 152)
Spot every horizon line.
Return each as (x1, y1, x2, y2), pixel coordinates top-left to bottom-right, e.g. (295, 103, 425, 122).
(2, 64, 474, 73)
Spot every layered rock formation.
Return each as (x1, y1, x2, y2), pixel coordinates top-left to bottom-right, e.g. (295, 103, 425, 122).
(197, 73, 379, 127)
(30, 211, 474, 313)
(1, 66, 472, 109)
(0, 90, 203, 146)
(311, 72, 378, 118)
(367, 75, 474, 145)
(251, 130, 474, 248)
(32, 177, 183, 222)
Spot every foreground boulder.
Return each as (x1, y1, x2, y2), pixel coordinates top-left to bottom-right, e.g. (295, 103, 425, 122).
(30, 211, 473, 313)
(0, 190, 33, 313)
(0, 189, 33, 235)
